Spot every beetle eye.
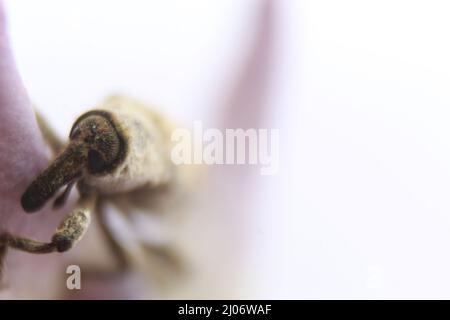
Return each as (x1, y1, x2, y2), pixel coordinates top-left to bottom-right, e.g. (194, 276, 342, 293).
(87, 150, 105, 173)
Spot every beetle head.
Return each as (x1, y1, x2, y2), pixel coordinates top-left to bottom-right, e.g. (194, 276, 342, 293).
(21, 111, 124, 213)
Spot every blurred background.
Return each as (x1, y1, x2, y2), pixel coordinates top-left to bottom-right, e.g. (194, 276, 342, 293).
(6, 0, 450, 300)
(3, 0, 298, 299)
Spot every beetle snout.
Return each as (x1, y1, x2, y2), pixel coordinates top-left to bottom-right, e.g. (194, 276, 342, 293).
(21, 143, 86, 213)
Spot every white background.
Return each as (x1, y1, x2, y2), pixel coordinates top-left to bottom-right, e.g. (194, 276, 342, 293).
(6, 0, 450, 299)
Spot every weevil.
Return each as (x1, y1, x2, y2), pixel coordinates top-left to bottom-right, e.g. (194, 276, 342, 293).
(0, 95, 194, 282)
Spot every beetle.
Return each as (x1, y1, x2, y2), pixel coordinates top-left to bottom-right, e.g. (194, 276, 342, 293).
(0, 95, 195, 282)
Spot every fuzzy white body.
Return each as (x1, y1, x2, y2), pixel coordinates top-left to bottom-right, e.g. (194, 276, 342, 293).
(82, 96, 175, 194)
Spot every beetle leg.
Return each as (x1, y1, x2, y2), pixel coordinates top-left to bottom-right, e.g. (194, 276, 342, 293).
(96, 199, 130, 272)
(50, 194, 95, 252)
(92, 199, 185, 279)
(0, 194, 95, 277)
(140, 242, 185, 274)
(34, 109, 65, 155)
